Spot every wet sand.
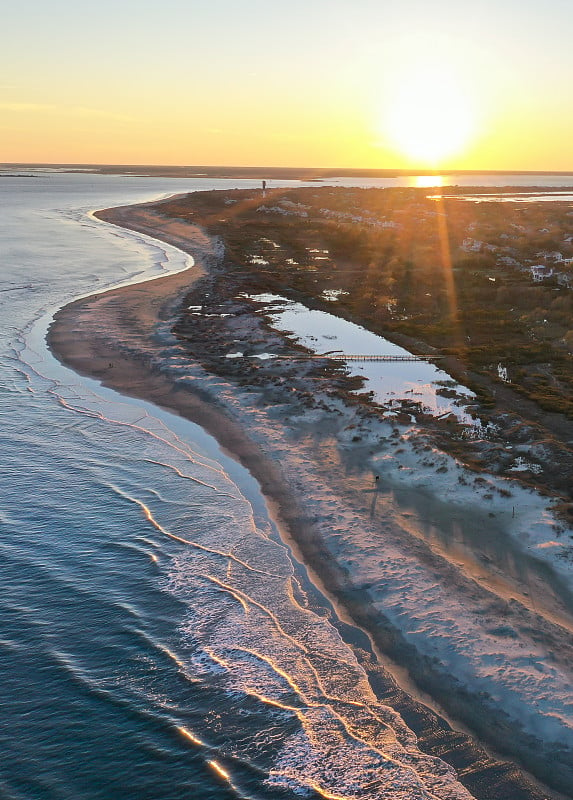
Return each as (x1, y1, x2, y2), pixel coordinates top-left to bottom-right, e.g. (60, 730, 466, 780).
(48, 202, 569, 800)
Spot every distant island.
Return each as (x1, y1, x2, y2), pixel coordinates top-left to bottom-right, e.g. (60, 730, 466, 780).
(3, 162, 573, 179)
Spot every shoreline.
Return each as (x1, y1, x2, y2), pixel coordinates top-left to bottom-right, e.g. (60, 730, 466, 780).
(48, 201, 572, 800)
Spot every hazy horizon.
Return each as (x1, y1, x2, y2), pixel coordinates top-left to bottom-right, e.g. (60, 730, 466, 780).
(3, 162, 573, 175)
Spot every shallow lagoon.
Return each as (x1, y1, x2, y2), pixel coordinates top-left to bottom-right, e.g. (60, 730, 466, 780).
(243, 293, 475, 420)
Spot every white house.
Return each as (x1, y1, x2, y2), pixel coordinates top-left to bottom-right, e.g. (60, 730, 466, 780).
(530, 265, 554, 282)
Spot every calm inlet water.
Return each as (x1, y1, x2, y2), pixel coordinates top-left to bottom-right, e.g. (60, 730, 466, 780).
(239, 293, 475, 420)
(1, 172, 570, 800)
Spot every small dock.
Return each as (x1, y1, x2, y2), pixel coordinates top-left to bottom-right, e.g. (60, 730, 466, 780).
(290, 353, 445, 362)
(319, 354, 443, 362)
(229, 352, 445, 362)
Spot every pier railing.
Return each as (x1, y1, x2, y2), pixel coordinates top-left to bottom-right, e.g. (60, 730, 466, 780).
(226, 352, 445, 362)
(267, 353, 444, 362)
(317, 354, 443, 362)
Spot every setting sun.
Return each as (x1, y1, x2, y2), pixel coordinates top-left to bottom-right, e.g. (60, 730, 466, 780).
(381, 63, 476, 167)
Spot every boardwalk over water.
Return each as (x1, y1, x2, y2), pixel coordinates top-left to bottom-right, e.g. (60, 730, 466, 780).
(298, 353, 444, 363)
(229, 352, 445, 362)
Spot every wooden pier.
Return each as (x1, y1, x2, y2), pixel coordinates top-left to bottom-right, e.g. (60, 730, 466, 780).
(228, 352, 444, 362)
(318, 354, 443, 362)
(297, 353, 444, 362)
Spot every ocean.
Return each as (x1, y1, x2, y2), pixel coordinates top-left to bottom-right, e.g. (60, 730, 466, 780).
(1, 171, 571, 800)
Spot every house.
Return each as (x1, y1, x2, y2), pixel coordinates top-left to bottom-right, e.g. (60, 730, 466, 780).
(530, 265, 554, 282)
(535, 250, 573, 266)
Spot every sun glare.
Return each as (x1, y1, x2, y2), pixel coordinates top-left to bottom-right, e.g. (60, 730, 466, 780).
(412, 175, 445, 188)
(381, 63, 475, 167)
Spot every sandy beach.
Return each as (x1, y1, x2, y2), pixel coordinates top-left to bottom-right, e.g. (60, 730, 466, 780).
(48, 200, 573, 799)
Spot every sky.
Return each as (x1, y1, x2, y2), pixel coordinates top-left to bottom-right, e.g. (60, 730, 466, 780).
(2, 0, 572, 170)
